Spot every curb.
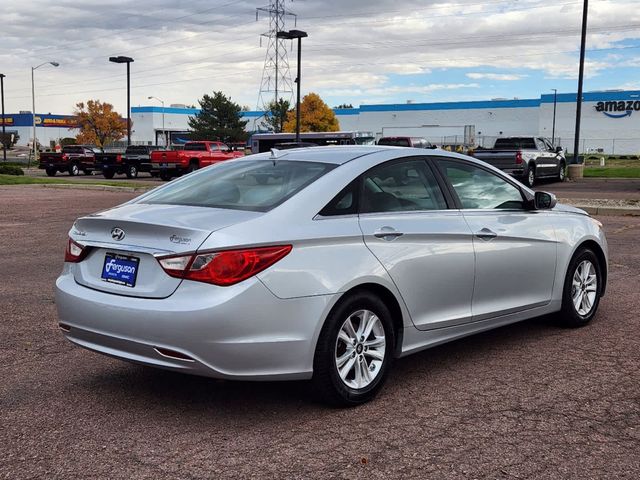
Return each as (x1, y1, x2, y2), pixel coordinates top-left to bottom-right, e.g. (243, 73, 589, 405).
(40, 184, 154, 193)
(568, 204, 640, 216)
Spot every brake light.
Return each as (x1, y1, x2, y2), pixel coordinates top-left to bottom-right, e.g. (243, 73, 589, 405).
(116, 154, 122, 163)
(62, 154, 68, 161)
(64, 238, 89, 263)
(515, 150, 523, 164)
(158, 245, 292, 286)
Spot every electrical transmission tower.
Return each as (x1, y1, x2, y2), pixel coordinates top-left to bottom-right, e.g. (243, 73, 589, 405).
(256, 0, 296, 111)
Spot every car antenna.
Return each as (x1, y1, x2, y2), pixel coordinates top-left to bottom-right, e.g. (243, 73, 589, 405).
(270, 148, 281, 165)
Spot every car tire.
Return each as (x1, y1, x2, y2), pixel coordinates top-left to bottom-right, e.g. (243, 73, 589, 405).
(558, 248, 602, 328)
(126, 164, 138, 179)
(102, 169, 115, 179)
(312, 290, 395, 406)
(45, 168, 56, 177)
(188, 162, 199, 173)
(524, 165, 535, 188)
(159, 171, 172, 181)
(557, 161, 566, 182)
(68, 163, 79, 176)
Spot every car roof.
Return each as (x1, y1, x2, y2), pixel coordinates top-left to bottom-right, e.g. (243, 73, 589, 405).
(247, 145, 406, 165)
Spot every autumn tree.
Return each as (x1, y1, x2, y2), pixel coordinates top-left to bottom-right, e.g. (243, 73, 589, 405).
(262, 98, 291, 133)
(73, 100, 127, 148)
(188, 91, 248, 142)
(284, 93, 340, 133)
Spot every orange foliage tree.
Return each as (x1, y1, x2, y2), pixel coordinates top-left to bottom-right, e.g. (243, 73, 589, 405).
(73, 100, 128, 147)
(283, 92, 340, 133)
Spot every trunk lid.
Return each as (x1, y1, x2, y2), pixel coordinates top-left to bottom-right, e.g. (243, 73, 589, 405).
(70, 203, 261, 298)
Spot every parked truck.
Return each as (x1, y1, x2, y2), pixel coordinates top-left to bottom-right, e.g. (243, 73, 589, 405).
(471, 136, 566, 187)
(150, 141, 243, 181)
(39, 145, 99, 176)
(95, 145, 165, 179)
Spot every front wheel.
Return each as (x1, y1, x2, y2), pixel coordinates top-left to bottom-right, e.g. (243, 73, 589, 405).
(126, 164, 138, 179)
(558, 248, 602, 327)
(524, 166, 535, 188)
(312, 291, 395, 406)
(557, 161, 566, 182)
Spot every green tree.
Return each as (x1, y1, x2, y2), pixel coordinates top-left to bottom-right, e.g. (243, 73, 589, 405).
(188, 91, 248, 142)
(262, 98, 291, 133)
(284, 93, 340, 133)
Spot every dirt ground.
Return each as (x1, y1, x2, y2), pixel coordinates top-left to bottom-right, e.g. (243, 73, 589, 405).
(1, 186, 639, 479)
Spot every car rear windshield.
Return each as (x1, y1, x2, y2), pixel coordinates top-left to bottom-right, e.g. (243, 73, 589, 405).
(493, 138, 537, 149)
(62, 146, 84, 153)
(377, 138, 411, 147)
(140, 160, 335, 212)
(126, 146, 154, 154)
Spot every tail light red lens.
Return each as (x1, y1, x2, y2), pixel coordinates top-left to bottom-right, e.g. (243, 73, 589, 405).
(116, 154, 122, 163)
(158, 245, 292, 286)
(62, 154, 68, 161)
(515, 150, 523, 164)
(64, 238, 89, 263)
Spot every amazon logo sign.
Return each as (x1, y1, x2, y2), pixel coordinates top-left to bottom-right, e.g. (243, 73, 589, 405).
(595, 100, 640, 118)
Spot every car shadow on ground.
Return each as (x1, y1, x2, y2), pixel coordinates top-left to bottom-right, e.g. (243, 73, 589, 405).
(75, 313, 565, 412)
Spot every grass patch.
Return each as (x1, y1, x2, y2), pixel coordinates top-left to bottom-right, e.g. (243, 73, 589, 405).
(583, 168, 640, 178)
(0, 175, 152, 188)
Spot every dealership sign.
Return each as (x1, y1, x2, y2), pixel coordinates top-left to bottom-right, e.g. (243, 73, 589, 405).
(595, 100, 640, 118)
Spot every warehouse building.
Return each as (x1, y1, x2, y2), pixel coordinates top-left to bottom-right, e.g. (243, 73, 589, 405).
(4, 90, 639, 154)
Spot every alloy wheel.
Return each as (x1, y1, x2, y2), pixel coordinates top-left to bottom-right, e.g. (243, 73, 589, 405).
(334, 309, 386, 390)
(571, 260, 598, 316)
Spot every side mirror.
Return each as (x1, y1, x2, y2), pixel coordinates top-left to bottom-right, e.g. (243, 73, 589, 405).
(534, 191, 557, 210)
(555, 146, 563, 153)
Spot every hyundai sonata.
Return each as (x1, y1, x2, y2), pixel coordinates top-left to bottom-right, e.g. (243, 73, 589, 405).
(56, 146, 607, 405)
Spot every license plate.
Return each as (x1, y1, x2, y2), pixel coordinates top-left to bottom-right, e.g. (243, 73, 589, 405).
(101, 253, 140, 287)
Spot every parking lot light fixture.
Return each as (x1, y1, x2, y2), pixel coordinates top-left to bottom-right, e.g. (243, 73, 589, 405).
(276, 29, 308, 143)
(148, 96, 166, 146)
(109, 56, 134, 146)
(30, 61, 59, 166)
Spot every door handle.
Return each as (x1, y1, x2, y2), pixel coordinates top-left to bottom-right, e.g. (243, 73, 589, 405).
(475, 228, 497, 240)
(374, 226, 404, 240)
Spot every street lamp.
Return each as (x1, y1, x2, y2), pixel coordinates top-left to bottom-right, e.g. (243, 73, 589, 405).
(551, 88, 558, 146)
(147, 96, 166, 146)
(276, 29, 308, 143)
(31, 61, 59, 166)
(109, 56, 134, 146)
(1, 73, 6, 162)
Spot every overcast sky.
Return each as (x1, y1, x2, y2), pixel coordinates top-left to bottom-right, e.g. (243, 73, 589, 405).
(2, 0, 640, 115)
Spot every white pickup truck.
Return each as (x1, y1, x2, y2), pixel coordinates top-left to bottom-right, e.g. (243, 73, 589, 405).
(472, 136, 566, 187)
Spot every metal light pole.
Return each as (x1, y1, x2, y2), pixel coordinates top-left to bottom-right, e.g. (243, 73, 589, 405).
(0, 73, 6, 162)
(109, 56, 134, 145)
(30, 61, 59, 166)
(572, 0, 589, 163)
(551, 89, 557, 146)
(277, 29, 308, 143)
(148, 96, 166, 146)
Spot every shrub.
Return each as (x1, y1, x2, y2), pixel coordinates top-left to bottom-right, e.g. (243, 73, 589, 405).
(0, 164, 25, 175)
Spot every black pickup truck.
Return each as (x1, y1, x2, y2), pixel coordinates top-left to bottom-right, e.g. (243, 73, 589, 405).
(471, 136, 566, 187)
(95, 145, 165, 179)
(39, 145, 99, 176)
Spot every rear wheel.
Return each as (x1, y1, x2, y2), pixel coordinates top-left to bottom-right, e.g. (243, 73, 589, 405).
(45, 168, 56, 177)
(126, 164, 138, 179)
(558, 248, 602, 327)
(188, 161, 199, 173)
(68, 163, 79, 176)
(102, 168, 115, 179)
(312, 291, 395, 406)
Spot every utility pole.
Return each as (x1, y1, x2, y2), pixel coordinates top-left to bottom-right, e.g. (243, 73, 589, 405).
(572, 0, 589, 164)
(551, 89, 557, 145)
(0, 73, 6, 162)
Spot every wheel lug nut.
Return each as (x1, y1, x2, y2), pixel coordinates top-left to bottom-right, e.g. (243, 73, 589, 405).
(351, 352, 356, 358)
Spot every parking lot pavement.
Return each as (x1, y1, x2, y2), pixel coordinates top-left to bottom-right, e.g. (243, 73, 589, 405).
(538, 177, 640, 200)
(1, 186, 639, 479)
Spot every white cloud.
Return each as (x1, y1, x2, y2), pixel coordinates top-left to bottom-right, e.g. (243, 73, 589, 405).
(466, 73, 526, 81)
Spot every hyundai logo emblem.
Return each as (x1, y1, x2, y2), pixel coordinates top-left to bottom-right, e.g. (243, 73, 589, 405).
(111, 227, 126, 241)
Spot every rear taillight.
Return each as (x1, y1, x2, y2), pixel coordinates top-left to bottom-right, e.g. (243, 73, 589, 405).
(64, 238, 89, 263)
(62, 154, 68, 161)
(158, 245, 292, 286)
(515, 150, 523, 164)
(116, 154, 122, 163)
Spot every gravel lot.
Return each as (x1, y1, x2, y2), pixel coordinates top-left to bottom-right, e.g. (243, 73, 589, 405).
(1, 186, 639, 479)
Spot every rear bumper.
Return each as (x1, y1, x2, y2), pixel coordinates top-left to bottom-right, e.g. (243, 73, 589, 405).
(55, 269, 334, 380)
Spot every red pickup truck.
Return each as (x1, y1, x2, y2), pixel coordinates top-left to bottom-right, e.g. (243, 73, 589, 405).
(150, 141, 243, 181)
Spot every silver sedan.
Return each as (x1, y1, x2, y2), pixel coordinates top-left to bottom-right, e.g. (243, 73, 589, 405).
(56, 146, 608, 405)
